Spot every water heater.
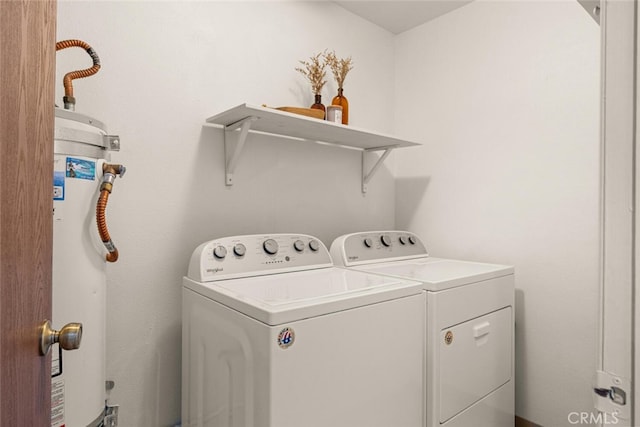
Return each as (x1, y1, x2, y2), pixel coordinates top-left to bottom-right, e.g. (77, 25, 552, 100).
(52, 108, 122, 427)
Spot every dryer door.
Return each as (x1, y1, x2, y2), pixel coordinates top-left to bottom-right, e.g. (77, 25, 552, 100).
(439, 307, 512, 422)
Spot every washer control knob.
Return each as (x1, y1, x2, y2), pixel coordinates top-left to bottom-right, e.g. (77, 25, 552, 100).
(408, 236, 416, 245)
(233, 243, 246, 257)
(380, 235, 392, 247)
(364, 238, 373, 248)
(213, 245, 227, 259)
(293, 240, 305, 252)
(263, 239, 279, 255)
(308, 239, 320, 252)
(399, 236, 407, 245)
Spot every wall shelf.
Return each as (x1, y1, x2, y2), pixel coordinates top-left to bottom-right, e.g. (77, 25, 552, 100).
(205, 103, 421, 193)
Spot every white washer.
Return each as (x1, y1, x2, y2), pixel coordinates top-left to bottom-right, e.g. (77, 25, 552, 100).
(182, 234, 426, 427)
(330, 231, 515, 427)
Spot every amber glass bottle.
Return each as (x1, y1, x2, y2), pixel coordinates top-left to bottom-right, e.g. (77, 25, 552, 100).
(331, 88, 349, 125)
(310, 94, 326, 119)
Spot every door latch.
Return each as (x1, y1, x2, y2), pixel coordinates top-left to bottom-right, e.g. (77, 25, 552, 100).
(594, 386, 626, 405)
(593, 370, 630, 419)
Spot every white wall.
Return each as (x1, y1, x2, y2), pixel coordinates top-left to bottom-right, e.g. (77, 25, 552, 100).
(56, 2, 396, 425)
(393, 1, 600, 425)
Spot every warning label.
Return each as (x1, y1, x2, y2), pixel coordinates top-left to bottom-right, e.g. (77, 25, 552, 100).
(51, 378, 64, 427)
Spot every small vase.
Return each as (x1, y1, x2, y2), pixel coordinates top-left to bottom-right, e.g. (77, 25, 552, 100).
(331, 88, 349, 125)
(310, 94, 325, 119)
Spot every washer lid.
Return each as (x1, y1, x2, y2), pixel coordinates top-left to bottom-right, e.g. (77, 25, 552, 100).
(353, 257, 514, 291)
(183, 267, 423, 325)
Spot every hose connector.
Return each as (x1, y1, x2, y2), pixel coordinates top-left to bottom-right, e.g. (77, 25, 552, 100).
(103, 163, 126, 177)
(63, 96, 76, 111)
(100, 164, 126, 192)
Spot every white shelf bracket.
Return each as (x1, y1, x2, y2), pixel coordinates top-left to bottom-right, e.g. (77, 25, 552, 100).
(362, 147, 393, 193)
(224, 116, 258, 186)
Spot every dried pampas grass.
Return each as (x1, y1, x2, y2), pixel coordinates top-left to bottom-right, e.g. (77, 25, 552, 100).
(296, 51, 328, 95)
(325, 50, 353, 88)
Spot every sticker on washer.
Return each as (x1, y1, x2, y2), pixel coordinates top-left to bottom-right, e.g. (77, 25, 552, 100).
(53, 171, 65, 201)
(277, 327, 295, 349)
(66, 157, 95, 180)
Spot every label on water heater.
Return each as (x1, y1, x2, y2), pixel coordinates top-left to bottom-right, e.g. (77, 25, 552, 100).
(65, 157, 95, 180)
(51, 344, 61, 377)
(51, 378, 65, 427)
(53, 171, 65, 201)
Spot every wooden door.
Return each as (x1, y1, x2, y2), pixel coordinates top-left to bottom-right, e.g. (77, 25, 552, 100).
(0, 0, 56, 425)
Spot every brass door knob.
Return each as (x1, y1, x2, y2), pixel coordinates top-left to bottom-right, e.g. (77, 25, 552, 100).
(39, 320, 82, 356)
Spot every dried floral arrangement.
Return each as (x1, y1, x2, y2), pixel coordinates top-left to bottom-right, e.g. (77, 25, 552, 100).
(295, 51, 327, 96)
(325, 50, 354, 89)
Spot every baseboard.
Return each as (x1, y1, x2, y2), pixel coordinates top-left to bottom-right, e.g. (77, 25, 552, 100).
(515, 415, 543, 427)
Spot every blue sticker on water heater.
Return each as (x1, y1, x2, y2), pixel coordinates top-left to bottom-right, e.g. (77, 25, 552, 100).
(66, 157, 95, 180)
(53, 171, 65, 200)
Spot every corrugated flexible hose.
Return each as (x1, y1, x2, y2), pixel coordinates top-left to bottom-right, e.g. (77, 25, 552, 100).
(97, 164, 126, 263)
(55, 39, 101, 109)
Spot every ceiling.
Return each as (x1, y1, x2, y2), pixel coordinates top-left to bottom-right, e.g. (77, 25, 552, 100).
(333, 0, 599, 34)
(333, 1, 474, 34)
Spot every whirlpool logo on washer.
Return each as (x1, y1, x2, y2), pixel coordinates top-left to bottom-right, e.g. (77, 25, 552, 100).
(206, 267, 224, 274)
(277, 327, 295, 349)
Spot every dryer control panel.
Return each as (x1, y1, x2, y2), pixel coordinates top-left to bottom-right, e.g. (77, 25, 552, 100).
(330, 231, 428, 267)
(187, 234, 332, 282)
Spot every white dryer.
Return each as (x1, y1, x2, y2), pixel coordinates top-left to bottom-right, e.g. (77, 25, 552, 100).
(330, 231, 515, 427)
(182, 234, 426, 427)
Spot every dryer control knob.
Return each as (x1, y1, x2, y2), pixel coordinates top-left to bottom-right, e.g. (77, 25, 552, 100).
(233, 243, 246, 257)
(213, 245, 227, 259)
(364, 238, 373, 248)
(263, 239, 279, 255)
(408, 236, 416, 245)
(308, 239, 320, 252)
(293, 240, 305, 252)
(399, 236, 407, 245)
(380, 235, 391, 247)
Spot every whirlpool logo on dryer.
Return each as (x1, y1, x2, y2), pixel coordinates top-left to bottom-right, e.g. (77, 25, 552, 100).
(206, 267, 224, 274)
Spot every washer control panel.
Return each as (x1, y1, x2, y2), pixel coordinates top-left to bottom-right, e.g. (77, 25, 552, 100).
(330, 231, 428, 266)
(187, 234, 332, 282)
